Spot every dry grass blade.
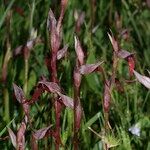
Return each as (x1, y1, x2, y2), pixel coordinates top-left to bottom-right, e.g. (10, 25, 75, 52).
(133, 70, 150, 89)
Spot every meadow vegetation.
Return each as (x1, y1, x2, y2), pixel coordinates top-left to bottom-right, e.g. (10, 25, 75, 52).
(0, 0, 150, 149)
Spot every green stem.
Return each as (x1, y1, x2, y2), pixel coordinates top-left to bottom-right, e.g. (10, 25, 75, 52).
(23, 58, 29, 95)
(23, 0, 35, 95)
(73, 87, 79, 150)
(29, 0, 35, 37)
(4, 88, 10, 123)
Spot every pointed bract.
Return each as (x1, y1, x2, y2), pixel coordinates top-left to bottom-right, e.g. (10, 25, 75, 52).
(133, 70, 150, 89)
(108, 33, 119, 52)
(117, 49, 134, 59)
(74, 36, 84, 66)
(33, 126, 52, 140)
(8, 128, 16, 148)
(78, 61, 104, 75)
(13, 83, 25, 103)
(47, 9, 56, 32)
(58, 92, 74, 109)
(57, 44, 68, 60)
(47, 9, 60, 52)
(38, 81, 61, 93)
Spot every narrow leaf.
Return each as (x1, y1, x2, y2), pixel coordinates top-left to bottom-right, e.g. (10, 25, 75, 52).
(78, 61, 103, 75)
(133, 70, 150, 89)
(0, 0, 15, 29)
(7, 128, 16, 148)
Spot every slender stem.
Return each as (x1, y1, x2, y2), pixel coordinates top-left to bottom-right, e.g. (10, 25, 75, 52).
(4, 88, 10, 123)
(73, 65, 82, 150)
(90, 0, 96, 31)
(50, 53, 58, 82)
(3, 9, 12, 123)
(48, 1, 68, 149)
(111, 52, 119, 85)
(103, 35, 119, 149)
(73, 86, 79, 150)
(29, 0, 35, 37)
(50, 39, 60, 150)
(23, 58, 28, 95)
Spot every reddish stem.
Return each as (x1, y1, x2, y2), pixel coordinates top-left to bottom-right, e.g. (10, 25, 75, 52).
(50, 52, 61, 150)
(73, 86, 80, 150)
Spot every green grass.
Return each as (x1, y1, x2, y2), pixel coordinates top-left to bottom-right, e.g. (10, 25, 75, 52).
(0, 0, 150, 149)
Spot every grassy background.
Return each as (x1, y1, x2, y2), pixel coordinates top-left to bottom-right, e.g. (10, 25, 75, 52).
(0, 0, 150, 149)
